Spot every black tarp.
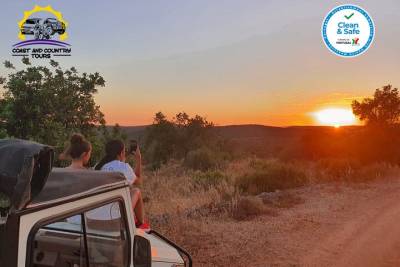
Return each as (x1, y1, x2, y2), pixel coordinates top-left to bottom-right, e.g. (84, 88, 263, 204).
(0, 139, 54, 211)
(31, 168, 126, 205)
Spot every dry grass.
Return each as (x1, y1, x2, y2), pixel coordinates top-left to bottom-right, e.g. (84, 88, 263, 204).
(140, 157, 400, 266)
(259, 191, 305, 209)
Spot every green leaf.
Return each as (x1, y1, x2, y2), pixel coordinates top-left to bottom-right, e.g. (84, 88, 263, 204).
(22, 57, 31, 65)
(4, 61, 15, 69)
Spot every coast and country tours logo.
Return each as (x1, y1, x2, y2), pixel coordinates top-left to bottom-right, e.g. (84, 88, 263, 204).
(322, 5, 375, 57)
(12, 5, 71, 59)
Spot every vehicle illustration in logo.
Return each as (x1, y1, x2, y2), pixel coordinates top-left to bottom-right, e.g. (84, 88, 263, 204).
(12, 5, 72, 58)
(17, 5, 69, 41)
(20, 17, 66, 40)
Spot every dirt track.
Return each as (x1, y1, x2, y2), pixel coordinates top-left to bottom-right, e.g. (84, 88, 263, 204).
(300, 180, 400, 267)
(191, 179, 400, 266)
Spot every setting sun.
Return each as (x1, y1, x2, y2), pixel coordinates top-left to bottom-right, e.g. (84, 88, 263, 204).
(313, 108, 357, 128)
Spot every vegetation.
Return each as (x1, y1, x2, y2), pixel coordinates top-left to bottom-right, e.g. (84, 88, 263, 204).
(232, 196, 275, 220)
(144, 111, 227, 169)
(0, 59, 105, 143)
(352, 85, 400, 126)
(236, 160, 308, 194)
(0, 59, 130, 165)
(0, 59, 106, 164)
(192, 170, 227, 189)
(143, 157, 400, 265)
(184, 147, 221, 171)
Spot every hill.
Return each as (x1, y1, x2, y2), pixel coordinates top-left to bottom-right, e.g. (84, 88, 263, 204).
(118, 124, 361, 158)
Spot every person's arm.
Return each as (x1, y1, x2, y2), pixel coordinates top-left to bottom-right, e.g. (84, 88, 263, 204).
(133, 146, 142, 185)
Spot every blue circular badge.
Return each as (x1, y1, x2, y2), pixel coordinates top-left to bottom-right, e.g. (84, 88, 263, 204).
(322, 5, 375, 57)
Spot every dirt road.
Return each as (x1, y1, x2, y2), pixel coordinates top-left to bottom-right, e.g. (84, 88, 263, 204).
(301, 180, 400, 267)
(188, 179, 400, 266)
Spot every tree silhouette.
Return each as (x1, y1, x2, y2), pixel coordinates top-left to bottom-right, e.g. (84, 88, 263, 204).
(350, 85, 400, 163)
(352, 85, 400, 127)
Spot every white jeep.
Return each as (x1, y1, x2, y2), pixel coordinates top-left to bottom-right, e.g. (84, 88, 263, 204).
(0, 139, 192, 267)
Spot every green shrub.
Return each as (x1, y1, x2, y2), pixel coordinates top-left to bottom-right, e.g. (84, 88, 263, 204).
(193, 170, 227, 189)
(236, 161, 308, 194)
(184, 147, 220, 171)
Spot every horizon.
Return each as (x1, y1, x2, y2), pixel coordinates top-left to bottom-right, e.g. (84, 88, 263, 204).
(111, 122, 363, 128)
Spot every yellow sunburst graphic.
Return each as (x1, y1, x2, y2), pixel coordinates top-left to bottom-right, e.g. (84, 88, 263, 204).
(18, 5, 69, 41)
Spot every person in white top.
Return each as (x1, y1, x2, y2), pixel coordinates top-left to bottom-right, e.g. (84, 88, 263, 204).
(95, 139, 146, 228)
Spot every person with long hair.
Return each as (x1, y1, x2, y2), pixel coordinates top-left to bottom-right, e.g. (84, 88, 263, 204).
(95, 139, 148, 229)
(61, 133, 92, 225)
(61, 133, 92, 169)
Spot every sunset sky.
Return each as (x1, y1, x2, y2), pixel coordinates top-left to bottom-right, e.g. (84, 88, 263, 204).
(1, 0, 400, 126)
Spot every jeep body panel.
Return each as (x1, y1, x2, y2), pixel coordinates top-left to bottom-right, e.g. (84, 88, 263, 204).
(17, 186, 185, 267)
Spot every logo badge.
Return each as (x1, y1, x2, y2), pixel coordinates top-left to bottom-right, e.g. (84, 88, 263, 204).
(12, 5, 71, 59)
(322, 5, 374, 57)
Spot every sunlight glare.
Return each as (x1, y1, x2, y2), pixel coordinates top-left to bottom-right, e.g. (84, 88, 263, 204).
(313, 108, 356, 127)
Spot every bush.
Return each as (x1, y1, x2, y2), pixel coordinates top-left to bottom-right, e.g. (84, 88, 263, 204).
(232, 196, 276, 220)
(184, 147, 220, 171)
(350, 162, 398, 183)
(316, 158, 360, 182)
(192, 170, 227, 189)
(144, 112, 223, 169)
(248, 157, 272, 169)
(236, 161, 308, 194)
(315, 159, 398, 183)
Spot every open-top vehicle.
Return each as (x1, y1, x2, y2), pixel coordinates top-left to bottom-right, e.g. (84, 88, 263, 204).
(0, 139, 192, 267)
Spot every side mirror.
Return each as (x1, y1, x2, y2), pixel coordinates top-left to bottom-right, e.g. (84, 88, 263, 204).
(133, 235, 152, 267)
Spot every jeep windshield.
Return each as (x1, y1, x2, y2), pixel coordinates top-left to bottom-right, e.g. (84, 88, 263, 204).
(25, 18, 41, 24)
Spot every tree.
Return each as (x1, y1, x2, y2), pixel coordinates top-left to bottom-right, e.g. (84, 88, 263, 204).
(350, 85, 400, 163)
(144, 111, 221, 169)
(100, 123, 127, 141)
(176, 113, 214, 156)
(352, 85, 400, 127)
(0, 59, 106, 164)
(144, 112, 177, 168)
